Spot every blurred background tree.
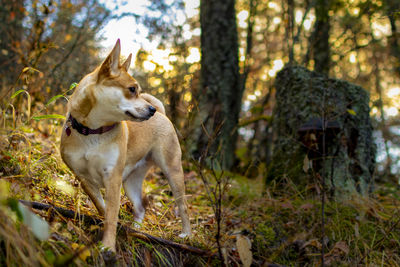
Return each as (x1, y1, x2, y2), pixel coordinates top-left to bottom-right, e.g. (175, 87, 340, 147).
(1, 0, 400, 184)
(189, 0, 241, 169)
(109, 0, 400, 183)
(2, 1, 400, 265)
(0, 0, 25, 84)
(0, 0, 111, 103)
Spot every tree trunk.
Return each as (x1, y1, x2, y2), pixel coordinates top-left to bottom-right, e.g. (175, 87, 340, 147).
(385, 0, 400, 77)
(190, 0, 241, 169)
(286, 0, 295, 64)
(267, 66, 376, 197)
(309, 0, 331, 74)
(0, 0, 24, 85)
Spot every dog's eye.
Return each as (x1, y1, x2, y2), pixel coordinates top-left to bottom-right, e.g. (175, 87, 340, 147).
(129, 85, 138, 94)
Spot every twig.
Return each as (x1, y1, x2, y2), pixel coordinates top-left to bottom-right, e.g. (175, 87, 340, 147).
(196, 122, 228, 266)
(18, 200, 213, 257)
(122, 226, 210, 256)
(320, 77, 328, 267)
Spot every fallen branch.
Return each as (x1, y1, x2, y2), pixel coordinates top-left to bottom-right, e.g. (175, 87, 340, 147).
(19, 200, 212, 257)
(19, 199, 102, 225)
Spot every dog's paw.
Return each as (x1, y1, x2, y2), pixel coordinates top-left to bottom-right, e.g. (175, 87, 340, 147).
(178, 232, 191, 238)
(133, 214, 144, 225)
(101, 250, 117, 266)
(132, 216, 144, 229)
(99, 245, 117, 266)
(132, 221, 142, 229)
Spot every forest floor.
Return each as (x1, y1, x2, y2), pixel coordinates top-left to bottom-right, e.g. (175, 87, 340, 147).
(1, 117, 400, 266)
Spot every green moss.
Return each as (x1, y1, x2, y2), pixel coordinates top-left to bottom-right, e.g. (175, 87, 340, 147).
(268, 66, 375, 197)
(256, 224, 276, 243)
(253, 221, 287, 259)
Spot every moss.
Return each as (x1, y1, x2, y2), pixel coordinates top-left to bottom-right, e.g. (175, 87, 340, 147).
(253, 221, 288, 261)
(256, 224, 276, 244)
(268, 66, 376, 197)
(266, 145, 310, 186)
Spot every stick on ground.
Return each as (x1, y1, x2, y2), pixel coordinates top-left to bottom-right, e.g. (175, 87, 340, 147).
(19, 200, 212, 257)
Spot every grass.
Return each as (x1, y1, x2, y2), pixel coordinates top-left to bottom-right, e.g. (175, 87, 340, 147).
(1, 96, 400, 266)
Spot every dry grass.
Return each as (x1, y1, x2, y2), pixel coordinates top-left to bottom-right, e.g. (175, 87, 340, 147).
(1, 93, 400, 266)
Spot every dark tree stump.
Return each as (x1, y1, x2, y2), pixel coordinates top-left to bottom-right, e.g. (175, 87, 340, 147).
(267, 66, 376, 196)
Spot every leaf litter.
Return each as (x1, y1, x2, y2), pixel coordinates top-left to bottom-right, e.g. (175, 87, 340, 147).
(0, 110, 400, 266)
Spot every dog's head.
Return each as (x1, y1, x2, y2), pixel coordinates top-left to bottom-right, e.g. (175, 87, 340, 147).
(96, 39, 156, 122)
(71, 40, 156, 125)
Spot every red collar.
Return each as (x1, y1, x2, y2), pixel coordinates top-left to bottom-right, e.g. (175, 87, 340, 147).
(65, 114, 117, 136)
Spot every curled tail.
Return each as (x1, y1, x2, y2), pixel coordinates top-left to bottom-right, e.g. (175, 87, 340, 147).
(141, 93, 166, 115)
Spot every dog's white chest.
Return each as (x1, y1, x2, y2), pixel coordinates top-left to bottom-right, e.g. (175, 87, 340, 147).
(64, 139, 119, 188)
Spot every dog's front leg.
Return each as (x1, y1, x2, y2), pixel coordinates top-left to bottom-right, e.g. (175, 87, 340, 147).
(101, 171, 122, 252)
(79, 179, 105, 216)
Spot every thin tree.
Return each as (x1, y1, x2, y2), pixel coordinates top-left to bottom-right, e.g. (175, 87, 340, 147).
(191, 0, 241, 169)
(306, 0, 331, 74)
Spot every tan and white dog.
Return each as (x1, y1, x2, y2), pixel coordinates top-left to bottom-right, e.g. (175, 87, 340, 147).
(60, 39, 191, 251)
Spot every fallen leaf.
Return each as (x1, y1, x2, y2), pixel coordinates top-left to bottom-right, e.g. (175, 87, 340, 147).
(222, 247, 228, 266)
(79, 246, 91, 261)
(332, 241, 349, 255)
(299, 203, 314, 210)
(236, 234, 252, 267)
(144, 248, 152, 267)
(354, 223, 359, 238)
(18, 203, 50, 241)
(303, 155, 310, 173)
(0, 180, 10, 201)
(90, 225, 100, 231)
(71, 242, 79, 250)
(301, 238, 322, 250)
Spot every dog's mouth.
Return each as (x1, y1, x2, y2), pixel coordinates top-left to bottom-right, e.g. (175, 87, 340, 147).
(125, 111, 151, 122)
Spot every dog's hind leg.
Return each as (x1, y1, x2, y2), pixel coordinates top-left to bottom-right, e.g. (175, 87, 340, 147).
(154, 146, 191, 238)
(123, 161, 151, 224)
(80, 179, 105, 216)
(163, 164, 191, 237)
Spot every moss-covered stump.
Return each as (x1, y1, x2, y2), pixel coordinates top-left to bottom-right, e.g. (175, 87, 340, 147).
(267, 66, 376, 196)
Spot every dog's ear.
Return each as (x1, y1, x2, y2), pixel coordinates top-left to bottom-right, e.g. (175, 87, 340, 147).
(122, 53, 132, 72)
(98, 39, 121, 80)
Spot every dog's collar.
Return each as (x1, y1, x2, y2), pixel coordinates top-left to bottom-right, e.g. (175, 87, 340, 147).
(66, 114, 117, 136)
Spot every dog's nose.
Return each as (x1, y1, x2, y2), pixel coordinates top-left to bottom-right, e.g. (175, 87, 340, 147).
(148, 106, 156, 115)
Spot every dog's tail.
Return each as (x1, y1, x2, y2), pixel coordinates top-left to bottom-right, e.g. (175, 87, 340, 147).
(141, 93, 166, 115)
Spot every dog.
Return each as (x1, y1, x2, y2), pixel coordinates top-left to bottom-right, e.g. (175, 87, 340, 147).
(60, 39, 191, 252)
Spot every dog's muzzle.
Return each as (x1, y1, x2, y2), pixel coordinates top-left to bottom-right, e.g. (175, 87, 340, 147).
(125, 106, 156, 121)
(148, 106, 156, 116)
